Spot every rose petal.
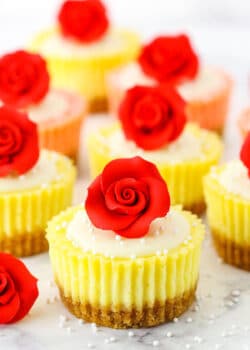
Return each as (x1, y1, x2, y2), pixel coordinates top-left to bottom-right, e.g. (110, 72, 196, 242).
(0, 271, 16, 305)
(0, 106, 39, 177)
(0, 292, 20, 324)
(86, 175, 139, 231)
(100, 156, 162, 192)
(240, 132, 250, 177)
(0, 50, 49, 108)
(0, 253, 38, 323)
(119, 85, 186, 150)
(58, 0, 109, 43)
(115, 176, 170, 238)
(86, 157, 170, 239)
(0, 271, 8, 293)
(138, 34, 199, 84)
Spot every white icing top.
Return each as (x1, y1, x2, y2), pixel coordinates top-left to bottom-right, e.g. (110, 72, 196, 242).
(212, 160, 250, 200)
(39, 29, 125, 58)
(112, 62, 154, 88)
(102, 124, 207, 163)
(28, 90, 69, 123)
(0, 150, 63, 192)
(113, 63, 226, 101)
(178, 67, 226, 101)
(66, 208, 190, 257)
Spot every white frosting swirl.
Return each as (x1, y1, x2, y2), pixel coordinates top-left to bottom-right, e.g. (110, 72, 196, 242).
(0, 150, 64, 192)
(102, 124, 207, 163)
(66, 208, 190, 258)
(39, 29, 125, 58)
(212, 160, 250, 200)
(113, 63, 226, 101)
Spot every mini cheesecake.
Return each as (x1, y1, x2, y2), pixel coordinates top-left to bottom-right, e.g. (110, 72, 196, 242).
(47, 205, 204, 328)
(30, 28, 140, 112)
(87, 123, 222, 214)
(204, 160, 250, 270)
(0, 150, 76, 257)
(107, 63, 232, 133)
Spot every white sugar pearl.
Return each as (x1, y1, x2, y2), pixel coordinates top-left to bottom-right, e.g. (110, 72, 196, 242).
(231, 289, 241, 297)
(66, 327, 72, 334)
(153, 340, 160, 347)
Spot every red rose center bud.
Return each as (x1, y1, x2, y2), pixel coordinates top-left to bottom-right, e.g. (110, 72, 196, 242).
(0, 50, 49, 108)
(240, 132, 250, 177)
(133, 95, 169, 131)
(138, 34, 199, 85)
(119, 85, 186, 150)
(58, 0, 109, 43)
(86, 157, 170, 238)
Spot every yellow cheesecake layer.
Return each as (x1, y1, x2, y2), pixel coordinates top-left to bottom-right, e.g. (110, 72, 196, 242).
(87, 124, 222, 211)
(0, 153, 76, 256)
(47, 206, 204, 310)
(204, 166, 250, 245)
(29, 28, 140, 103)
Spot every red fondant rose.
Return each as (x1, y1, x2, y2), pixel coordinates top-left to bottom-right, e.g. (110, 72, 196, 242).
(119, 85, 186, 150)
(138, 34, 199, 84)
(0, 253, 38, 324)
(0, 105, 39, 177)
(240, 132, 250, 176)
(0, 50, 49, 108)
(86, 157, 170, 238)
(58, 0, 109, 43)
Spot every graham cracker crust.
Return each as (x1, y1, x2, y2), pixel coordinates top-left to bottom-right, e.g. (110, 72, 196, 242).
(0, 231, 48, 257)
(183, 201, 206, 216)
(68, 152, 78, 164)
(212, 229, 250, 271)
(89, 97, 108, 113)
(59, 286, 196, 328)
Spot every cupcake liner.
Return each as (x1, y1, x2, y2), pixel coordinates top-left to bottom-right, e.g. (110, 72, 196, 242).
(47, 206, 204, 328)
(0, 156, 76, 257)
(87, 125, 222, 214)
(204, 171, 250, 270)
(39, 114, 85, 161)
(37, 90, 87, 160)
(30, 29, 140, 112)
(185, 73, 233, 133)
(106, 69, 232, 132)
